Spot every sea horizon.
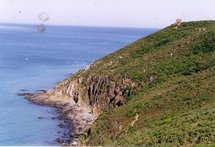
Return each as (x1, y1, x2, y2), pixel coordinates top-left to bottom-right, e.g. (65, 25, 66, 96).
(0, 22, 160, 30)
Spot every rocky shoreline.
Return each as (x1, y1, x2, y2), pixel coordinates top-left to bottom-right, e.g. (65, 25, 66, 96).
(18, 90, 97, 146)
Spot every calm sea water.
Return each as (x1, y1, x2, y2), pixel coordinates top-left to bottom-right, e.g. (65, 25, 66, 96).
(0, 23, 157, 145)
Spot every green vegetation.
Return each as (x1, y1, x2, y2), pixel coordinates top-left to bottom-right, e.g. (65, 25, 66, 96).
(77, 21, 215, 146)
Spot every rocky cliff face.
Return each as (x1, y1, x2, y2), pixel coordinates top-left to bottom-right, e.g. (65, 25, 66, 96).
(88, 75, 139, 111)
(50, 70, 138, 114)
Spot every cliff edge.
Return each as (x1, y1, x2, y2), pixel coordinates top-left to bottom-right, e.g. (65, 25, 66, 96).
(24, 21, 215, 146)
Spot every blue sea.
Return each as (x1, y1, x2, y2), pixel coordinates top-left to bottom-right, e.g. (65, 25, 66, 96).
(0, 23, 157, 145)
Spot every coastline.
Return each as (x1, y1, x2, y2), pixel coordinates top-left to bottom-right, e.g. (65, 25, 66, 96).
(18, 90, 97, 146)
(14, 21, 215, 146)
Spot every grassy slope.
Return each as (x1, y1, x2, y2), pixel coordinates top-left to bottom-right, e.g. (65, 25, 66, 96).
(78, 21, 215, 146)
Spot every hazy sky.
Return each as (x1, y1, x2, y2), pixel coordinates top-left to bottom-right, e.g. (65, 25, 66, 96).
(0, 0, 214, 28)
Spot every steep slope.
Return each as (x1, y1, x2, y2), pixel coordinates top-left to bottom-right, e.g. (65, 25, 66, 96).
(26, 21, 215, 146)
(78, 21, 215, 146)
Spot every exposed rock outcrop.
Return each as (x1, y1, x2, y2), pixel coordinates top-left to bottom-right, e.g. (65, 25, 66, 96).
(86, 75, 138, 112)
(52, 73, 138, 111)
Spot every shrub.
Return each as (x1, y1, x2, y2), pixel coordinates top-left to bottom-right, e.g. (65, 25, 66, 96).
(192, 31, 215, 54)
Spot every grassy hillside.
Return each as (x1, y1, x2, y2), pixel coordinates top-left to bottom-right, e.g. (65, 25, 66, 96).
(74, 21, 215, 146)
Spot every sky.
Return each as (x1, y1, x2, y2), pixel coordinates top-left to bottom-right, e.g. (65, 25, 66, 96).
(0, 0, 214, 28)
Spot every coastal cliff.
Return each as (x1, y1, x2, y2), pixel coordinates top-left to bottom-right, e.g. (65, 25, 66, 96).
(23, 21, 215, 146)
